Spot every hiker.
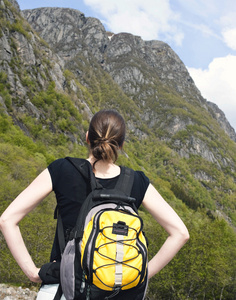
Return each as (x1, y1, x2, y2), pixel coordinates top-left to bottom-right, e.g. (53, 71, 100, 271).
(0, 109, 189, 300)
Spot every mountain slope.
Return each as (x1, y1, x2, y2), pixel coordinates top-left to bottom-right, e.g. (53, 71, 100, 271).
(0, 1, 236, 298)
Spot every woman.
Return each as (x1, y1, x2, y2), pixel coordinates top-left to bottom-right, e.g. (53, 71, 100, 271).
(0, 109, 189, 299)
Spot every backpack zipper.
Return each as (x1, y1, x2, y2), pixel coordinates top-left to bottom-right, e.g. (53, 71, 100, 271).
(80, 271, 86, 293)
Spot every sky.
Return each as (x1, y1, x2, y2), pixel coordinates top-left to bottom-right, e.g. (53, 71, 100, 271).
(17, 0, 236, 131)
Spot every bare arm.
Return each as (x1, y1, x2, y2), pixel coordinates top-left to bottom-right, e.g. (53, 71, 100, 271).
(142, 184, 189, 279)
(0, 169, 53, 283)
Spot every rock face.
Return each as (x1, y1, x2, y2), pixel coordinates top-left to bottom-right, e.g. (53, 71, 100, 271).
(7, 0, 20, 11)
(22, 8, 197, 98)
(0, 0, 66, 126)
(207, 101, 236, 142)
(22, 7, 109, 62)
(105, 34, 198, 98)
(22, 7, 236, 144)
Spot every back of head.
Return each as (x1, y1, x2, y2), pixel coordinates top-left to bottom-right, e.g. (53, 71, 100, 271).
(88, 110, 126, 167)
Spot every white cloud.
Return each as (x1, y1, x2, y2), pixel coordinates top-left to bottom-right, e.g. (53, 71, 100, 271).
(83, 0, 183, 44)
(188, 55, 236, 130)
(220, 11, 236, 50)
(220, 11, 236, 28)
(179, 20, 221, 40)
(222, 28, 236, 50)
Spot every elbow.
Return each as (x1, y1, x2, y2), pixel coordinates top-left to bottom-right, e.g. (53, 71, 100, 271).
(0, 215, 12, 232)
(171, 225, 189, 246)
(0, 215, 7, 232)
(0, 216, 5, 232)
(180, 227, 190, 244)
(168, 226, 190, 247)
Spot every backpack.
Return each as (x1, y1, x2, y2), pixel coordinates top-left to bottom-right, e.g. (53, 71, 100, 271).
(56, 157, 148, 300)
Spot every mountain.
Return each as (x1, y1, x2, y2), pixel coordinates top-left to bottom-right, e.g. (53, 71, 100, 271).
(21, 6, 236, 217)
(22, 7, 236, 140)
(0, 1, 236, 298)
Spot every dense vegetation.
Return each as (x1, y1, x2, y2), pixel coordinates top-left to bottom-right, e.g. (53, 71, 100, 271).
(0, 109, 236, 299)
(0, 1, 236, 299)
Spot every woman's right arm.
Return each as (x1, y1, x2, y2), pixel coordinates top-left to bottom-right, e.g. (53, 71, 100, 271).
(142, 184, 189, 279)
(0, 169, 53, 283)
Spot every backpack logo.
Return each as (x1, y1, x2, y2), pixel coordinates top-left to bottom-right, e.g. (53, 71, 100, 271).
(58, 158, 148, 300)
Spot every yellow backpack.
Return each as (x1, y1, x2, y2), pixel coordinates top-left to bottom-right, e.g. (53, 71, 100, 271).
(60, 158, 148, 300)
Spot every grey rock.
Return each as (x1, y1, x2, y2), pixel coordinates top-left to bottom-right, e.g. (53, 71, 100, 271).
(22, 8, 109, 62)
(0, 284, 37, 300)
(194, 171, 215, 182)
(6, 0, 20, 11)
(207, 101, 236, 142)
(0, 34, 12, 61)
(22, 6, 236, 143)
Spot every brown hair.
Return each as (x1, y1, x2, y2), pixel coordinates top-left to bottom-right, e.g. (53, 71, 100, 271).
(88, 110, 126, 167)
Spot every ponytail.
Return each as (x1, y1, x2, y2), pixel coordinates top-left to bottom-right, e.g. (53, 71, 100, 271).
(88, 110, 125, 168)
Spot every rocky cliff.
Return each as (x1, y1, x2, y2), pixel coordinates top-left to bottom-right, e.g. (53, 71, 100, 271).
(0, 0, 65, 103)
(0, 0, 96, 143)
(22, 7, 236, 143)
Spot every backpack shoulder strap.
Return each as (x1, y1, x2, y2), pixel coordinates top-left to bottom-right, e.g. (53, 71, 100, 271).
(66, 158, 134, 195)
(115, 166, 134, 196)
(54, 206, 66, 253)
(55, 157, 99, 255)
(65, 157, 100, 190)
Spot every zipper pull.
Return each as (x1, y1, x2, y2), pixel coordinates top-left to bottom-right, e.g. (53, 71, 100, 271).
(86, 284, 91, 300)
(80, 271, 86, 293)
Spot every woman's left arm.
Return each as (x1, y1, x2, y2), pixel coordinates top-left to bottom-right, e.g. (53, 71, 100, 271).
(0, 169, 53, 283)
(142, 184, 190, 279)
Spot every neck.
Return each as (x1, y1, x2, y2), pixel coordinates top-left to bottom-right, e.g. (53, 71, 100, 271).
(87, 156, 120, 178)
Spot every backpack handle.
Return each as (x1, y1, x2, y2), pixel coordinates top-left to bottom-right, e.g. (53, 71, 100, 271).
(93, 193, 136, 203)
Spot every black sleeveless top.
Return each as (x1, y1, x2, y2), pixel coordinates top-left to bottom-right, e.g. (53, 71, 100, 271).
(48, 158, 150, 261)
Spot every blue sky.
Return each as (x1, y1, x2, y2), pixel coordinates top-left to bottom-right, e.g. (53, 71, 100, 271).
(17, 0, 236, 131)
